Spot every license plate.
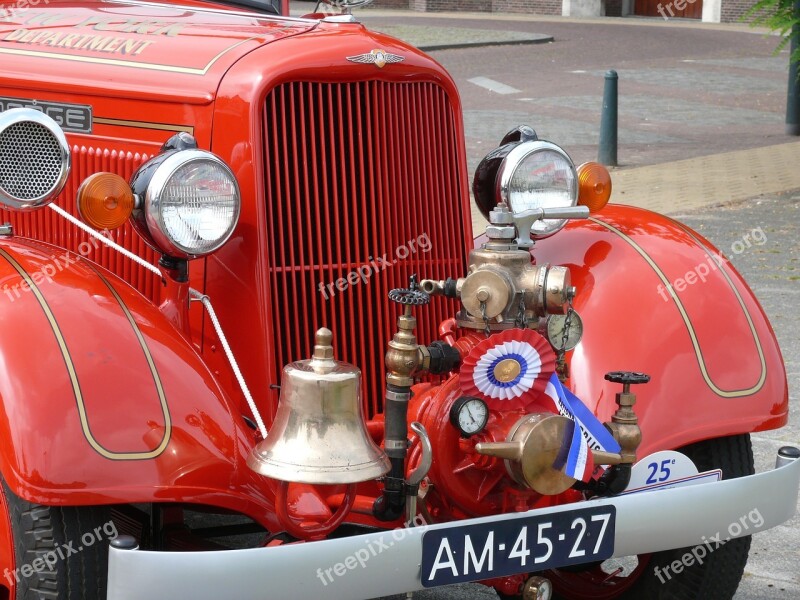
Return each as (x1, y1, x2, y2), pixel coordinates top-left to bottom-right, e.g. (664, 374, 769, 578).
(421, 505, 615, 587)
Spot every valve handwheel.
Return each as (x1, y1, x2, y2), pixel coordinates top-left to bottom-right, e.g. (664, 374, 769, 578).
(604, 371, 650, 385)
(388, 288, 430, 306)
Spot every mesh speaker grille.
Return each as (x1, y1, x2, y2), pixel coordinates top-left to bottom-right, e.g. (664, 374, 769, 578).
(0, 120, 64, 201)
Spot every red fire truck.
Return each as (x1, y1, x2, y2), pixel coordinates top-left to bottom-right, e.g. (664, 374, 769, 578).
(0, 0, 797, 598)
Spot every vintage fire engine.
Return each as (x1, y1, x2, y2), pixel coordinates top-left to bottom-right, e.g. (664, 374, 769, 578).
(0, 0, 797, 598)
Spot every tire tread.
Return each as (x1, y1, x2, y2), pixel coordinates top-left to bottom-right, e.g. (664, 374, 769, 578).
(2, 481, 109, 600)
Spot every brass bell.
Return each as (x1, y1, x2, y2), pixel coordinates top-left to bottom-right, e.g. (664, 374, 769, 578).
(247, 328, 390, 484)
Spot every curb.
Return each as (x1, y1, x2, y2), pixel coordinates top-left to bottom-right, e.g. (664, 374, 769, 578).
(413, 33, 553, 51)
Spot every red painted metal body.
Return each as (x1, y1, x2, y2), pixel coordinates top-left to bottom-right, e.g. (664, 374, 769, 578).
(533, 205, 788, 451)
(0, 237, 281, 524)
(0, 0, 789, 595)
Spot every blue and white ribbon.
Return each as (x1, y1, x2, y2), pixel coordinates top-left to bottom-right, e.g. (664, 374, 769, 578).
(545, 374, 621, 481)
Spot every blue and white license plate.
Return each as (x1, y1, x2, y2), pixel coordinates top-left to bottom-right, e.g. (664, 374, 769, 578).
(421, 505, 615, 587)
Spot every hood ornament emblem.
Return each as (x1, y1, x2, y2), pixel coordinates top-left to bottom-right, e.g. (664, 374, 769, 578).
(346, 49, 404, 69)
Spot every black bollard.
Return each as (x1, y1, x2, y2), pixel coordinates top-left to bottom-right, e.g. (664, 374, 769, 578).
(598, 70, 618, 166)
(787, 0, 800, 135)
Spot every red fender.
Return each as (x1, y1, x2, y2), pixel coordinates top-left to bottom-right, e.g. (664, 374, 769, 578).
(0, 237, 278, 527)
(532, 205, 788, 455)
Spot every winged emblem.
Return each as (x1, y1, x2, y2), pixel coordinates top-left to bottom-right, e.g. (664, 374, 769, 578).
(346, 49, 405, 69)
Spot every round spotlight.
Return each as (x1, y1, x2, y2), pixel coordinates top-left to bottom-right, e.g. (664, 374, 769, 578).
(496, 141, 578, 239)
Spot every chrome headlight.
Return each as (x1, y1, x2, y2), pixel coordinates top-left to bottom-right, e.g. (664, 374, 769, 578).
(137, 150, 241, 259)
(0, 108, 70, 211)
(496, 141, 578, 239)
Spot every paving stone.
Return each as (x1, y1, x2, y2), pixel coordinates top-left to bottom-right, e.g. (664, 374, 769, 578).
(527, 94, 778, 126)
(696, 56, 790, 73)
(589, 67, 786, 96)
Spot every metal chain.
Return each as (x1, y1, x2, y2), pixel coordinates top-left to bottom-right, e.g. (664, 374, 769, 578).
(556, 297, 575, 381)
(515, 291, 527, 328)
(480, 300, 491, 337)
(561, 299, 575, 353)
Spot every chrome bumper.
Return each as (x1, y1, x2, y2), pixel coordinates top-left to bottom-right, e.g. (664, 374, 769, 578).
(107, 450, 800, 600)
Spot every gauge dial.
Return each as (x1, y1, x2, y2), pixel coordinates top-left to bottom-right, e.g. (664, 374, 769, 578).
(449, 397, 489, 437)
(546, 311, 584, 352)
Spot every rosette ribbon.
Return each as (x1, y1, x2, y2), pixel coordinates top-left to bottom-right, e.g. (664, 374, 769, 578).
(459, 330, 556, 411)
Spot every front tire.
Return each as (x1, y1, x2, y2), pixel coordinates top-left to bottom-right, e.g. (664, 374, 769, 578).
(2, 481, 113, 600)
(548, 434, 755, 600)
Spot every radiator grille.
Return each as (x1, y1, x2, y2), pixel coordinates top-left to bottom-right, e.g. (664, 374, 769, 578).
(263, 80, 469, 416)
(2, 145, 160, 300)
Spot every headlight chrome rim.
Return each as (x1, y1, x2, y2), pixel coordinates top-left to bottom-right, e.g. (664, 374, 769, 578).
(496, 140, 578, 239)
(0, 108, 71, 211)
(144, 150, 241, 259)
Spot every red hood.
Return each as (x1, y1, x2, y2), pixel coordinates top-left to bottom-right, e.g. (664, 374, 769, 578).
(0, 0, 317, 103)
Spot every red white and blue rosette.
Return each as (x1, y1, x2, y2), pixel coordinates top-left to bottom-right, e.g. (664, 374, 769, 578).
(459, 330, 556, 411)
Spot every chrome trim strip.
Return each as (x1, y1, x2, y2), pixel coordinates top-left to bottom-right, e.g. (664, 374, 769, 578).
(93, 117, 194, 134)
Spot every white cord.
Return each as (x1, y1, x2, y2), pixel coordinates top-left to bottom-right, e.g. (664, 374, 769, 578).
(189, 288, 268, 439)
(47, 204, 163, 277)
(48, 203, 268, 439)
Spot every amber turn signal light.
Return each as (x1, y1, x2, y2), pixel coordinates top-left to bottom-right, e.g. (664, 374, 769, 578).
(576, 162, 612, 213)
(77, 173, 135, 230)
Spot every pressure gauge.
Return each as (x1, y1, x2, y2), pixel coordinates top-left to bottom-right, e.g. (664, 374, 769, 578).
(546, 310, 584, 352)
(449, 397, 489, 437)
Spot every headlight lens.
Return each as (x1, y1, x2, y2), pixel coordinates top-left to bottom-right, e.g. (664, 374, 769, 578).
(497, 141, 577, 239)
(145, 150, 240, 258)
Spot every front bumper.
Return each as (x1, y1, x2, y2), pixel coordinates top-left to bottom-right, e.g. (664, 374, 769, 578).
(107, 449, 800, 600)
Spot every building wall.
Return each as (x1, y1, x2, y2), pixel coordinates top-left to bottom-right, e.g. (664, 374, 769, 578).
(412, 0, 490, 11)
(375, 0, 561, 13)
(491, 0, 562, 14)
(606, 0, 623, 15)
(376, 0, 409, 8)
(374, 0, 752, 22)
(721, 0, 754, 22)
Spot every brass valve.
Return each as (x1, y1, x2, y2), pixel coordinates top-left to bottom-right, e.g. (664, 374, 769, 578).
(385, 287, 429, 387)
(475, 413, 577, 495)
(603, 371, 648, 464)
(420, 204, 573, 332)
(474, 372, 648, 498)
